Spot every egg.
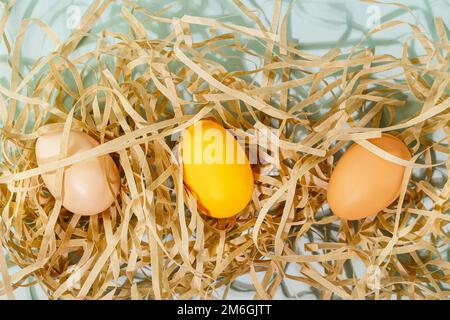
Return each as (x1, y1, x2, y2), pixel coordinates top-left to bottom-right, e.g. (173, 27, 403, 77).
(35, 130, 120, 216)
(327, 134, 411, 220)
(181, 120, 254, 218)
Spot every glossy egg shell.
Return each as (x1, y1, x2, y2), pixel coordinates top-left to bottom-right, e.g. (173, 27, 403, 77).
(327, 134, 411, 220)
(181, 120, 254, 218)
(35, 131, 120, 216)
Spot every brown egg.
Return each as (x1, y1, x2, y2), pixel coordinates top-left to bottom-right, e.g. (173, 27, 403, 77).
(327, 134, 411, 220)
(35, 130, 120, 216)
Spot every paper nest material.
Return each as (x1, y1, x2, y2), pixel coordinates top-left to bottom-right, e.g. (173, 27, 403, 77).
(0, 0, 449, 300)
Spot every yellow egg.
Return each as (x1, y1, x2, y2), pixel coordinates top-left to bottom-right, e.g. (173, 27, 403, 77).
(327, 134, 411, 220)
(35, 130, 120, 216)
(181, 120, 254, 218)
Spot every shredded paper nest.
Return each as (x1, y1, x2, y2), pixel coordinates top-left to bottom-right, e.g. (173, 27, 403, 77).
(0, 0, 449, 300)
